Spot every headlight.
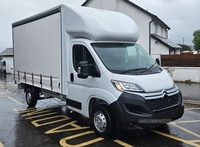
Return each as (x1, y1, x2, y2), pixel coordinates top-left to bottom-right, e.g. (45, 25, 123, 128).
(111, 80, 143, 92)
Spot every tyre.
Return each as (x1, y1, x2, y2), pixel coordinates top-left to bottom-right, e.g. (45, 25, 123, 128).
(91, 105, 115, 138)
(26, 87, 38, 107)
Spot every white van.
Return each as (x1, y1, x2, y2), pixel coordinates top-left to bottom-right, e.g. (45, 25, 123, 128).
(13, 4, 184, 137)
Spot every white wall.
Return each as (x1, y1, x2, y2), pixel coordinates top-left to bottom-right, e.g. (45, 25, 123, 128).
(154, 23, 168, 38)
(163, 67, 200, 83)
(175, 50, 181, 54)
(1, 57, 13, 74)
(152, 41, 169, 54)
(117, 0, 151, 52)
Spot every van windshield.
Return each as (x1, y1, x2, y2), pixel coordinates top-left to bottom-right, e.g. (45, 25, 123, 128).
(92, 43, 162, 75)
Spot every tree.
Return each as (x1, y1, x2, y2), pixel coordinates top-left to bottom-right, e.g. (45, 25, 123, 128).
(178, 44, 191, 52)
(192, 30, 200, 51)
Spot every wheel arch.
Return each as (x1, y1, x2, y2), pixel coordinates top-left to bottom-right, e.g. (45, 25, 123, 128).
(24, 84, 41, 95)
(88, 98, 109, 117)
(88, 95, 124, 131)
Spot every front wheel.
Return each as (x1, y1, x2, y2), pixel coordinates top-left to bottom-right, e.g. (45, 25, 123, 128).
(91, 105, 115, 138)
(26, 87, 38, 107)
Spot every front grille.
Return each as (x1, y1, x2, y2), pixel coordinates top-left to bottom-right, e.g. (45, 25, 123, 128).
(147, 94, 179, 112)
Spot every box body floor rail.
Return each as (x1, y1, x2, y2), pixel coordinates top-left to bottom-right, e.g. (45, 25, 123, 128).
(12, 4, 184, 138)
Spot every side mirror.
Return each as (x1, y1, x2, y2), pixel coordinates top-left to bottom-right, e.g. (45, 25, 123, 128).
(77, 61, 89, 79)
(155, 58, 160, 65)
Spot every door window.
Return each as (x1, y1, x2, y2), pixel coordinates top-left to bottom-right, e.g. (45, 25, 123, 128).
(73, 45, 95, 72)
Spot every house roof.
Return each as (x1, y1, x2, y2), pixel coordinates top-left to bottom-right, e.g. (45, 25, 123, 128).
(0, 48, 13, 57)
(151, 34, 182, 50)
(82, 0, 170, 30)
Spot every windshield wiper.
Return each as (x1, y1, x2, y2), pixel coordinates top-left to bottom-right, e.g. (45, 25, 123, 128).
(140, 62, 157, 73)
(119, 68, 147, 74)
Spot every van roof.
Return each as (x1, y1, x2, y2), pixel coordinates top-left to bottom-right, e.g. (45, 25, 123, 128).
(13, 4, 139, 42)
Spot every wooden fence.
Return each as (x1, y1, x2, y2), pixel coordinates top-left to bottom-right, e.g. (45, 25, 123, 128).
(161, 52, 200, 67)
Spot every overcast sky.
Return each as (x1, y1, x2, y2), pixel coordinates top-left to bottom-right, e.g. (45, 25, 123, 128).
(0, 0, 199, 52)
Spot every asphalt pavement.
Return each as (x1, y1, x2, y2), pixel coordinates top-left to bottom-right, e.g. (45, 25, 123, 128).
(0, 74, 200, 147)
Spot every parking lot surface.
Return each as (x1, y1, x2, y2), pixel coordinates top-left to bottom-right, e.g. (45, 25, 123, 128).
(0, 75, 200, 147)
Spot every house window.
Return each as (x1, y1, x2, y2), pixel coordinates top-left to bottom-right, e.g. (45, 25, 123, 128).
(154, 23, 158, 34)
(161, 27, 163, 37)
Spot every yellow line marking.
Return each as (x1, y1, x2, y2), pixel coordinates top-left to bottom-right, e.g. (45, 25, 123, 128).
(185, 109, 200, 116)
(185, 108, 200, 111)
(188, 140, 200, 143)
(45, 121, 89, 134)
(59, 131, 104, 147)
(25, 112, 58, 119)
(0, 142, 4, 147)
(184, 100, 200, 105)
(150, 129, 200, 147)
(175, 120, 200, 124)
(7, 96, 24, 105)
(18, 108, 38, 113)
(171, 122, 200, 139)
(31, 115, 70, 127)
(22, 109, 53, 117)
(114, 140, 134, 147)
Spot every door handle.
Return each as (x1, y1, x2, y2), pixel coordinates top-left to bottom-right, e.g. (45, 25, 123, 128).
(70, 73, 74, 82)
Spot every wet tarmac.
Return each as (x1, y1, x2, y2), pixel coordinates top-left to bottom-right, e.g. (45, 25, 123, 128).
(0, 74, 200, 147)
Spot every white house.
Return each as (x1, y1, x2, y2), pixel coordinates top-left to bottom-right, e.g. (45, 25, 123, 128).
(0, 48, 13, 74)
(82, 0, 182, 59)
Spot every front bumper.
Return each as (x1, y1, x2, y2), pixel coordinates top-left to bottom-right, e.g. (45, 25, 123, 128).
(110, 89, 184, 130)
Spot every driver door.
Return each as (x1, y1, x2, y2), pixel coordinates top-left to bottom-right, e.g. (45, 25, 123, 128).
(67, 43, 98, 114)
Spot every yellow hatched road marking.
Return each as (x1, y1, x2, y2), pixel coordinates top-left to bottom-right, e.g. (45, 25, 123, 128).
(7, 96, 24, 105)
(150, 129, 200, 147)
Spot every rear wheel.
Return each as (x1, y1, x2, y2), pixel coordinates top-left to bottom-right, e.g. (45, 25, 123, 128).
(91, 105, 115, 138)
(26, 87, 38, 107)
